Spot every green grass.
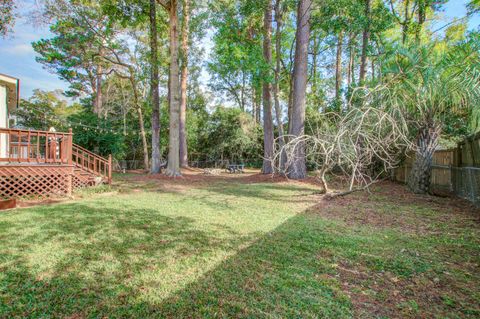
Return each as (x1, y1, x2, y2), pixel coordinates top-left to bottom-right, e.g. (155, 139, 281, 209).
(0, 176, 478, 318)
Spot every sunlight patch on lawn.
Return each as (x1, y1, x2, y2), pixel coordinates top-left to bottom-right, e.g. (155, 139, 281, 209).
(0, 181, 318, 314)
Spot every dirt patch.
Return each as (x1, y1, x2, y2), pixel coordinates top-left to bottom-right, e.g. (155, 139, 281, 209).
(334, 257, 480, 319)
(16, 198, 69, 209)
(308, 181, 480, 235)
(310, 181, 480, 318)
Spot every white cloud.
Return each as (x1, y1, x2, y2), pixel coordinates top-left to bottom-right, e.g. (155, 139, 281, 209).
(0, 43, 34, 56)
(18, 74, 69, 97)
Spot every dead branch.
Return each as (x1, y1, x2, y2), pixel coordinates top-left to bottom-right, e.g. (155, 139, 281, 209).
(323, 178, 386, 199)
(271, 106, 413, 196)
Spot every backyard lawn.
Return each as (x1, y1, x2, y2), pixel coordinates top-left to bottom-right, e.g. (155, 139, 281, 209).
(0, 171, 479, 318)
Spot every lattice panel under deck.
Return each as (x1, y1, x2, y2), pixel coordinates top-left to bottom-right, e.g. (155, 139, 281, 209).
(72, 174, 94, 189)
(0, 165, 73, 199)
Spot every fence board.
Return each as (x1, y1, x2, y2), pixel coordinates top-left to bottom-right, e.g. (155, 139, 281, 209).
(395, 133, 480, 206)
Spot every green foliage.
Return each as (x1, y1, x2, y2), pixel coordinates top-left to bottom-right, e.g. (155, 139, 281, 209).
(305, 105, 327, 137)
(313, 0, 365, 33)
(375, 40, 480, 135)
(196, 107, 263, 162)
(100, 0, 149, 27)
(69, 110, 126, 158)
(208, 0, 267, 112)
(32, 1, 112, 98)
(444, 22, 468, 43)
(14, 89, 125, 158)
(17, 0, 480, 166)
(0, 0, 15, 37)
(15, 89, 81, 131)
(467, 0, 480, 14)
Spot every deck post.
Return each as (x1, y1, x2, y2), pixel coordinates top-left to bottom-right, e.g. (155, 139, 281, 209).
(67, 128, 73, 165)
(27, 131, 31, 162)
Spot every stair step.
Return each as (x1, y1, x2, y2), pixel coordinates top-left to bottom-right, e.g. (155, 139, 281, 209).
(71, 143, 111, 186)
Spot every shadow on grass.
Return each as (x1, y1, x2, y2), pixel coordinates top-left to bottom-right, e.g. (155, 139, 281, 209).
(154, 215, 354, 318)
(2, 196, 474, 318)
(4, 178, 478, 318)
(0, 202, 257, 317)
(0, 202, 353, 318)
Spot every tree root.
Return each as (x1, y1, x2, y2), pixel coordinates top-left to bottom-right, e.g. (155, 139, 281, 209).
(323, 188, 365, 199)
(164, 169, 182, 178)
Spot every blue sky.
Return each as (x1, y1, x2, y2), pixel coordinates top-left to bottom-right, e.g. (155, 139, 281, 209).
(0, 0, 70, 98)
(0, 0, 478, 100)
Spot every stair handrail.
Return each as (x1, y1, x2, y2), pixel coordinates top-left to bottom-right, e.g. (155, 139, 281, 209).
(72, 144, 108, 163)
(72, 143, 112, 184)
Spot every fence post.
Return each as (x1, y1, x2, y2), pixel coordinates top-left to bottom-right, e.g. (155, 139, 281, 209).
(449, 165, 453, 192)
(467, 168, 474, 202)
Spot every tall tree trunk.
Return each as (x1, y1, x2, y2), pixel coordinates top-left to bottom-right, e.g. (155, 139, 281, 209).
(119, 79, 148, 168)
(137, 107, 150, 170)
(165, 0, 182, 177)
(359, 0, 370, 84)
(347, 33, 355, 88)
(150, 0, 162, 174)
(179, 0, 189, 168)
(287, 31, 295, 120)
(128, 75, 150, 171)
(371, 58, 375, 81)
(287, 74, 293, 121)
(252, 86, 257, 121)
(240, 72, 246, 112)
(416, 0, 426, 43)
(120, 80, 128, 135)
(254, 86, 261, 123)
(95, 73, 102, 116)
(402, 0, 411, 44)
(274, 0, 286, 170)
(287, 0, 311, 180)
(408, 120, 441, 194)
(312, 33, 318, 97)
(94, 49, 103, 116)
(262, 0, 274, 174)
(335, 31, 343, 100)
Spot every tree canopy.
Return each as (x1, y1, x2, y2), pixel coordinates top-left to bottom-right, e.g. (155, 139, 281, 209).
(10, 0, 480, 193)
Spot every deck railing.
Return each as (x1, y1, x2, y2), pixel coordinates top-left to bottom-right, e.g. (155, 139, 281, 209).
(0, 127, 111, 184)
(0, 127, 73, 164)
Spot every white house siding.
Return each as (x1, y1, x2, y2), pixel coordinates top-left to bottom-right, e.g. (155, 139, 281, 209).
(0, 85, 7, 158)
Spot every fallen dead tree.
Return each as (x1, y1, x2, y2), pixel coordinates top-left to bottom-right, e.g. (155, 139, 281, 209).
(271, 106, 412, 196)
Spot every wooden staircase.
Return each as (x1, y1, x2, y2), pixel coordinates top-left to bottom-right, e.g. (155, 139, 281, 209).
(72, 143, 112, 187)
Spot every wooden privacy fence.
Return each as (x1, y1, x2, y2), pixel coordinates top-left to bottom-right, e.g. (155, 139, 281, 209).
(395, 150, 455, 191)
(395, 132, 480, 205)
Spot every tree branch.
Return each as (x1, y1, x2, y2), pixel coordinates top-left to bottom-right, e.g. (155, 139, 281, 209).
(156, 0, 171, 10)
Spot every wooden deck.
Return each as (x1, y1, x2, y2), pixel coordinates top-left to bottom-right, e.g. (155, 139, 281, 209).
(0, 127, 111, 199)
(0, 127, 73, 164)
